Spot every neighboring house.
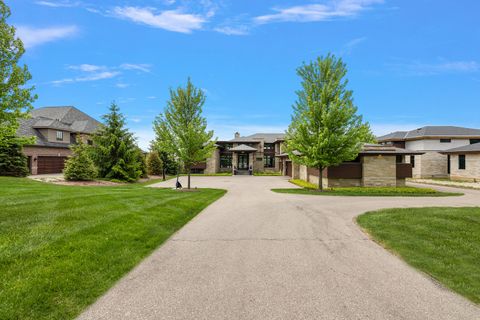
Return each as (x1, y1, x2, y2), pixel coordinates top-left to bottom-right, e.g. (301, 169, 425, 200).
(279, 144, 422, 188)
(377, 126, 480, 178)
(202, 132, 286, 174)
(441, 143, 480, 182)
(17, 106, 101, 175)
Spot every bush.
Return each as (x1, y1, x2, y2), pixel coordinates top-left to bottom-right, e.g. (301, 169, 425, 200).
(0, 137, 29, 177)
(64, 140, 97, 181)
(146, 151, 162, 176)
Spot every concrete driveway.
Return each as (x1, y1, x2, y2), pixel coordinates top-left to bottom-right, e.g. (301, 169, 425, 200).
(78, 176, 480, 320)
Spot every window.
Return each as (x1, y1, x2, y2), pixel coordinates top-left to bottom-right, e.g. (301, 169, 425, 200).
(396, 155, 403, 163)
(56, 131, 63, 141)
(470, 139, 480, 145)
(459, 155, 466, 170)
(264, 155, 275, 168)
(410, 155, 415, 168)
(264, 143, 275, 150)
(440, 139, 451, 143)
(220, 154, 232, 168)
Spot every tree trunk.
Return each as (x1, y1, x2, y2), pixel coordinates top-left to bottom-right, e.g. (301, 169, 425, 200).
(162, 167, 166, 181)
(187, 167, 191, 189)
(318, 166, 324, 191)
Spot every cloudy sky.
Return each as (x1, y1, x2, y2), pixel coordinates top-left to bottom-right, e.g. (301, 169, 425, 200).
(12, 0, 480, 149)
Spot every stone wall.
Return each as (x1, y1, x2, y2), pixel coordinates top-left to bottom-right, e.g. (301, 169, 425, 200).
(205, 149, 219, 174)
(23, 146, 72, 175)
(449, 154, 480, 182)
(420, 151, 448, 178)
(362, 155, 397, 187)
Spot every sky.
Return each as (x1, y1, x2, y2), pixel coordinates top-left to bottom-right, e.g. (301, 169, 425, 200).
(11, 0, 480, 149)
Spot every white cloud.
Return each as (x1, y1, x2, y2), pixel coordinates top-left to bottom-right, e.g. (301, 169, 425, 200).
(35, 0, 81, 8)
(16, 25, 79, 48)
(120, 63, 152, 73)
(68, 64, 106, 72)
(255, 0, 383, 24)
(214, 25, 249, 36)
(343, 36, 367, 53)
(113, 6, 206, 33)
(116, 83, 130, 88)
(370, 123, 423, 137)
(51, 71, 120, 85)
(390, 60, 480, 76)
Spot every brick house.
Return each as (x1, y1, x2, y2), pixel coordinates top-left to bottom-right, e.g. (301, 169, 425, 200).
(441, 143, 480, 182)
(377, 126, 480, 178)
(17, 106, 101, 175)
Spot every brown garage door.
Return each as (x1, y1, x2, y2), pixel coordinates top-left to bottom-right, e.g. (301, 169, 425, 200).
(37, 156, 67, 174)
(286, 161, 292, 177)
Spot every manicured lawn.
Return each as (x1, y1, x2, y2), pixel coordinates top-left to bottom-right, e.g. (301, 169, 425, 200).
(253, 171, 282, 176)
(357, 207, 480, 304)
(271, 179, 462, 197)
(0, 177, 225, 320)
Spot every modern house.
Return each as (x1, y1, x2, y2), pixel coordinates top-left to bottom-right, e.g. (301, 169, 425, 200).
(441, 143, 480, 182)
(201, 132, 286, 174)
(202, 132, 420, 187)
(377, 126, 480, 178)
(17, 106, 101, 175)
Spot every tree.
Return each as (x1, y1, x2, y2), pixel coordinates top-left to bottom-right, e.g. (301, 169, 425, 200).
(150, 140, 177, 180)
(285, 54, 374, 191)
(0, 136, 29, 177)
(153, 79, 216, 189)
(0, 2, 37, 175)
(136, 148, 148, 179)
(64, 138, 97, 181)
(146, 151, 163, 176)
(91, 103, 142, 182)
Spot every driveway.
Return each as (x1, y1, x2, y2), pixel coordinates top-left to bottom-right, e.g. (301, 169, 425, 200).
(79, 176, 480, 320)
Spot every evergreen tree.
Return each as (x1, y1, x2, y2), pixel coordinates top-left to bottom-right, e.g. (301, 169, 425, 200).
(153, 79, 216, 188)
(91, 103, 142, 182)
(146, 151, 163, 176)
(136, 148, 148, 179)
(286, 54, 374, 190)
(64, 138, 97, 181)
(0, 135, 29, 177)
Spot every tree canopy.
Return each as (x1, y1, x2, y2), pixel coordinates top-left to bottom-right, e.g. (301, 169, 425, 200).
(285, 54, 374, 190)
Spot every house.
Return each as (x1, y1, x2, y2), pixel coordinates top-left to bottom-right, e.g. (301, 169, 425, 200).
(440, 143, 480, 182)
(278, 144, 422, 188)
(201, 132, 286, 174)
(377, 126, 480, 178)
(17, 106, 101, 175)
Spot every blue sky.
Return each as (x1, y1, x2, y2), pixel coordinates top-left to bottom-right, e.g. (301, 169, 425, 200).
(11, 0, 480, 149)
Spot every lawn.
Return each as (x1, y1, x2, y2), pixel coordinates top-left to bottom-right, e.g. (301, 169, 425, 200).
(0, 177, 225, 320)
(253, 171, 282, 176)
(271, 179, 462, 197)
(357, 207, 480, 304)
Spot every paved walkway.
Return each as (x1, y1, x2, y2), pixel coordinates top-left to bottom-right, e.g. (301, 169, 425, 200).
(78, 176, 480, 320)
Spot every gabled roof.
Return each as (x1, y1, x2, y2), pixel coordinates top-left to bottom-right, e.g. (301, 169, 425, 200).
(441, 142, 480, 154)
(229, 133, 286, 143)
(377, 126, 480, 142)
(229, 144, 257, 152)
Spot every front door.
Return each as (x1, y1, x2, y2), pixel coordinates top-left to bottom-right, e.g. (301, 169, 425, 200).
(238, 154, 249, 170)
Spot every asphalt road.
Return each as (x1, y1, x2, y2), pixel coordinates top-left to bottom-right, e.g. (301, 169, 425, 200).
(78, 176, 480, 320)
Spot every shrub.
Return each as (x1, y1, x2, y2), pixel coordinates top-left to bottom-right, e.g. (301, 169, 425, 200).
(146, 151, 163, 176)
(64, 140, 97, 181)
(0, 137, 29, 177)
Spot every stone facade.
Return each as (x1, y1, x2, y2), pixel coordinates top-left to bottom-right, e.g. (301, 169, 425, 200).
(449, 154, 480, 182)
(362, 155, 397, 187)
(205, 149, 219, 174)
(407, 151, 448, 178)
(23, 146, 72, 175)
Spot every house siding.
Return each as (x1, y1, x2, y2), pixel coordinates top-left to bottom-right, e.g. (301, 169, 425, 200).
(449, 154, 480, 182)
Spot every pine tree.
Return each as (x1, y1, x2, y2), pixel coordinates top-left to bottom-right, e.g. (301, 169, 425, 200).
(0, 135, 29, 177)
(91, 103, 142, 182)
(153, 79, 216, 189)
(286, 54, 374, 190)
(64, 138, 97, 181)
(136, 148, 148, 179)
(146, 151, 163, 176)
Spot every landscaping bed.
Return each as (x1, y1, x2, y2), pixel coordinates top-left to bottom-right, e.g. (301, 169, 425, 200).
(0, 177, 225, 320)
(357, 207, 480, 304)
(270, 179, 462, 197)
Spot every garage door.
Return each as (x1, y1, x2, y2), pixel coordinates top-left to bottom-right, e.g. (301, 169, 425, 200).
(37, 156, 67, 174)
(286, 161, 292, 177)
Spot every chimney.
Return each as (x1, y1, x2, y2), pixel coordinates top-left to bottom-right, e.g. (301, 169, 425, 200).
(234, 132, 240, 139)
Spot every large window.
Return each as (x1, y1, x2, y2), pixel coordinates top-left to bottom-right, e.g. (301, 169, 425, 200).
(459, 155, 466, 170)
(470, 139, 480, 145)
(410, 155, 415, 168)
(56, 131, 63, 141)
(264, 155, 275, 168)
(264, 143, 275, 150)
(220, 154, 232, 168)
(440, 139, 451, 143)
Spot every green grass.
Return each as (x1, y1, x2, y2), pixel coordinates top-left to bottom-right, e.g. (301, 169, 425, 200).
(0, 177, 225, 320)
(181, 173, 232, 176)
(270, 179, 462, 197)
(357, 207, 480, 303)
(253, 171, 282, 176)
